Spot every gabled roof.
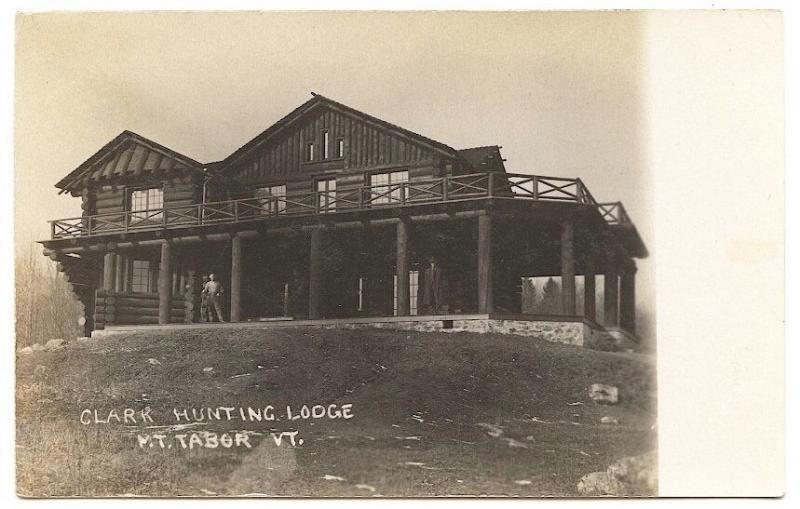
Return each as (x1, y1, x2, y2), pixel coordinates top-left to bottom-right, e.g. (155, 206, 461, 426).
(217, 93, 460, 173)
(56, 131, 204, 195)
(457, 145, 507, 173)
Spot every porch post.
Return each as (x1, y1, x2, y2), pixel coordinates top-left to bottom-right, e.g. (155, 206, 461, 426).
(184, 269, 198, 323)
(583, 251, 597, 322)
(396, 219, 410, 316)
(114, 254, 125, 292)
(309, 228, 321, 319)
(158, 241, 173, 325)
(560, 220, 576, 315)
(102, 252, 116, 291)
(620, 267, 637, 333)
(604, 254, 619, 328)
(230, 234, 242, 322)
(477, 213, 493, 313)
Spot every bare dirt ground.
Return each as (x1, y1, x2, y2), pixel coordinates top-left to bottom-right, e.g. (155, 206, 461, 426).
(16, 327, 656, 497)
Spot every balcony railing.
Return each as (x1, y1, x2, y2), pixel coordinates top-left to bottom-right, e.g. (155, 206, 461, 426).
(48, 172, 626, 240)
(597, 201, 631, 225)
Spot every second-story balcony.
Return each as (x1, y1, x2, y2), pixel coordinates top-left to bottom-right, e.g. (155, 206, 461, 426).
(47, 172, 639, 247)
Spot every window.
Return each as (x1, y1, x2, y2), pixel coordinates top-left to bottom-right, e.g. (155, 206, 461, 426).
(323, 131, 330, 159)
(306, 143, 315, 162)
(393, 270, 420, 316)
(410, 270, 419, 315)
(130, 260, 154, 293)
(316, 178, 336, 212)
(254, 184, 287, 215)
(129, 187, 164, 222)
(370, 170, 409, 204)
(336, 138, 344, 158)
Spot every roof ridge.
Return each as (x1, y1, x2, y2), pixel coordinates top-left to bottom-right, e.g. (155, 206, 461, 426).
(458, 145, 501, 151)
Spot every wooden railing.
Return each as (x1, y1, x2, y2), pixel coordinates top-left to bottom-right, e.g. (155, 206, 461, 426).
(596, 202, 631, 225)
(49, 172, 624, 239)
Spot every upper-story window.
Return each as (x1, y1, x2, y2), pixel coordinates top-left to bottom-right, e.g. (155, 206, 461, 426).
(370, 170, 409, 204)
(336, 138, 344, 158)
(316, 178, 336, 213)
(306, 142, 315, 162)
(129, 187, 164, 223)
(323, 131, 330, 159)
(254, 184, 287, 215)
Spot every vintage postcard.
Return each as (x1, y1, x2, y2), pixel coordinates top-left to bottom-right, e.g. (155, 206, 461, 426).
(12, 9, 784, 498)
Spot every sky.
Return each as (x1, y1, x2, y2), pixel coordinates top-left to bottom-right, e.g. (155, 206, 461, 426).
(14, 11, 652, 333)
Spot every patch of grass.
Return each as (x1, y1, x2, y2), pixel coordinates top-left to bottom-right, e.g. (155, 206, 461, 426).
(17, 327, 656, 497)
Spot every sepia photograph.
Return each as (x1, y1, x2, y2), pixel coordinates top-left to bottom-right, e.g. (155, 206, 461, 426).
(10, 6, 784, 500)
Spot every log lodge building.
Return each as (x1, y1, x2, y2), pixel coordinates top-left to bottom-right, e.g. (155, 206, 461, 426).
(40, 93, 647, 345)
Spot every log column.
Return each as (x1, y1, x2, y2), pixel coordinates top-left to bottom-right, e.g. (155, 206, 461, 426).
(603, 254, 619, 328)
(584, 251, 597, 322)
(102, 252, 116, 291)
(184, 269, 198, 323)
(560, 221, 576, 315)
(115, 254, 126, 292)
(230, 234, 243, 322)
(477, 213, 493, 313)
(396, 220, 410, 316)
(620, 267, 637, 333)
(158, 241, 173, 325)
(308, 228, 322, 319)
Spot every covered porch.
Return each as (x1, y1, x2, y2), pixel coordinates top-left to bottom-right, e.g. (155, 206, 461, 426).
(78, 198, 641, 342)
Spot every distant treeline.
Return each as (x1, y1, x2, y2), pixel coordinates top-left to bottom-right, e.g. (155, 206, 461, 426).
(15, 245, 83, 348)
(521, 276, 600, 320)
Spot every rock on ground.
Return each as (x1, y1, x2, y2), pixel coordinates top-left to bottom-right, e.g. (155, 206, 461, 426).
(44, 339, 67, 350)
(577, 451, 657, 496)
(589, 383, 619, 405)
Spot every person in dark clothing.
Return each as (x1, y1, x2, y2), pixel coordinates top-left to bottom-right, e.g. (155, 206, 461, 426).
(420, 255, 446, 315)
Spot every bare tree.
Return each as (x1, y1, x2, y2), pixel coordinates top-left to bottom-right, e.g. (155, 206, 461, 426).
(15, 245, 83, 348)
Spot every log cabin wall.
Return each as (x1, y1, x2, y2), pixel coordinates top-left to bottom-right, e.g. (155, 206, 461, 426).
(85, 174, 202, 218)
(94, 290, 184, 328)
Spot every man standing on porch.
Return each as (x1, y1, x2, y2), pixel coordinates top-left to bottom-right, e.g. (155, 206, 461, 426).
(420, 256, 445, 315)
(203, 273, 226, 323)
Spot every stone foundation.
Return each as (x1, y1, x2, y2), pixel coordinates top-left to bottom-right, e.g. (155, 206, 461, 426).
(94, 314, 619, 349)
(323, 317, 606, 348)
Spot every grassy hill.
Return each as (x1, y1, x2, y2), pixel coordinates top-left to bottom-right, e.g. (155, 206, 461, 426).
(16, 327, 656, 497)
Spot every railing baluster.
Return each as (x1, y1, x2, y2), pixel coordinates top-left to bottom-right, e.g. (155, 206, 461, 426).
(487, 173, 494, 197)
(442, 176, 448, 202)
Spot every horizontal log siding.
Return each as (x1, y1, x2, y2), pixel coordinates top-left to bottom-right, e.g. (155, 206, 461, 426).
(93, 187, 125, 216)
(163, 175, 201, 208)
(87, 175, 201, 218)
(94, 290, 184, 327)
